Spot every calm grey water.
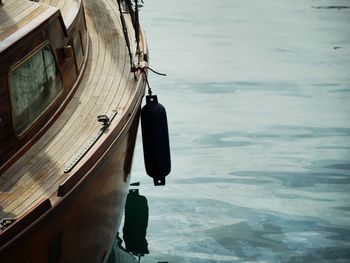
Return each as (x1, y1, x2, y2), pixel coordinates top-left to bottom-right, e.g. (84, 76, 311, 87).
(126, 0, 350, 262)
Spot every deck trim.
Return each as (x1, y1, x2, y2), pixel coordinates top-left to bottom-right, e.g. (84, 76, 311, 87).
(0, 4, 59, 52)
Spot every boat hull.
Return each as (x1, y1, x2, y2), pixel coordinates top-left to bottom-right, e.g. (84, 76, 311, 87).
(0, 103, 142, 262)
(0, 0, 148, 261)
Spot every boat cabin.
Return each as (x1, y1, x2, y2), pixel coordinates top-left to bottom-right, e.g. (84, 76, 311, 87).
(0, 0, 88, 173)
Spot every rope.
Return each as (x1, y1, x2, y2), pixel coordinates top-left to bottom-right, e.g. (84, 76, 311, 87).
(116, 0, 135, 68)
(131, 66, 166, 95)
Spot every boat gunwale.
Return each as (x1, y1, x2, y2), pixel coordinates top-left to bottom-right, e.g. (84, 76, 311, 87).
(0, 11, 149, 251)
(0, 68, 146, 252)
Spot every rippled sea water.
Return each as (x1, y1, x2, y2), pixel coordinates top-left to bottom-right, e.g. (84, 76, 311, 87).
(125, 0, 350, 262)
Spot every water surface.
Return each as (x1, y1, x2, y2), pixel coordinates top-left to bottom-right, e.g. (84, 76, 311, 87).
(127, 0, 350, 262)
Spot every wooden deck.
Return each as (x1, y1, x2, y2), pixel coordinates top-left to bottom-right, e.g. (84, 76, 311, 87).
(0, 0, 142, 219)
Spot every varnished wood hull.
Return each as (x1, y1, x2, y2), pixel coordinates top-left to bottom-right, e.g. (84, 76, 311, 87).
(0, 100, 143, 262)
(0, 0, 148, 261)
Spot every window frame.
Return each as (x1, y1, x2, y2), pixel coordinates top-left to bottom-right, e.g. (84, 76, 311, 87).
(72, 30, 85, 71)
(8, 41, 64, 138)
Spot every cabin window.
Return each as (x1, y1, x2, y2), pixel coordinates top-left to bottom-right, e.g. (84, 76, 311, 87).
(9, 44, 63, 135)
(73, 31, 84, 70)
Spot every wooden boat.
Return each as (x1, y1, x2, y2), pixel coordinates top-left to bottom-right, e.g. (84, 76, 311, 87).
(0, 0, 148, 261)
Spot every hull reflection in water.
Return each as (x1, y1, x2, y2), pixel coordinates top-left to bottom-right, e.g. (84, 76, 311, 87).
(110, 186, 150, 263)
(107, 234, 138, 263)
(123, 188, 149, 256)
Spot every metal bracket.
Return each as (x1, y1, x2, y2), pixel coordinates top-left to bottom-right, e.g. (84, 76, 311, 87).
(0, 218, 16, 231)
(63, 111, 117, 173)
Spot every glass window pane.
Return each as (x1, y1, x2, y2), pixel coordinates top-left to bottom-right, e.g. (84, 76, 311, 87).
(9, 44, 63, 135)
(73, 31, 84, 69)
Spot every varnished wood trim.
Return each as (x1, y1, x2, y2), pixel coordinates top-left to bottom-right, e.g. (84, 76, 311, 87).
(0, 198, 52, 247)
(0, 5, 59, 53)
(57, 76, 145, 197)
(63, 0, 82, 31)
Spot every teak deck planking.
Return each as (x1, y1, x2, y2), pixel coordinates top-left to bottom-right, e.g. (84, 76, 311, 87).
(0, 0, 141, 220)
